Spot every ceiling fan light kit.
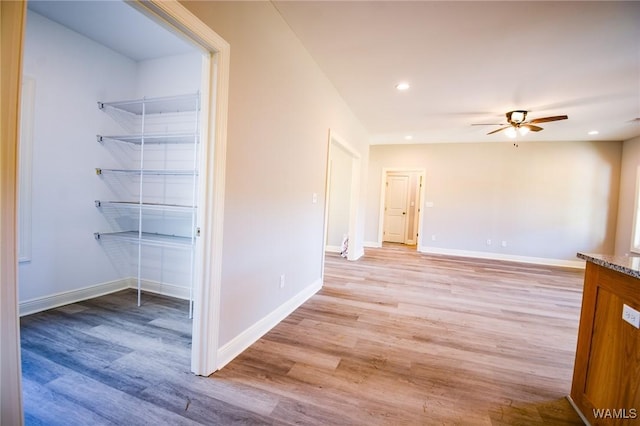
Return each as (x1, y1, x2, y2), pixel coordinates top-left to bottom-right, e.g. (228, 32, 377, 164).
(481, 110, 568, 137)
(507, 110, 527, 124)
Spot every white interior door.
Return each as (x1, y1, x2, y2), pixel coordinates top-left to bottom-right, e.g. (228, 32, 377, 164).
(383, 175, 409, 243)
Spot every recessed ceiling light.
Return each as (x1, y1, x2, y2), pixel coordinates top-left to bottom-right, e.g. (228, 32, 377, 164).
(404, 135, 413, 141)
(395, 82, 410, 91)
(588, 130, 599, 135)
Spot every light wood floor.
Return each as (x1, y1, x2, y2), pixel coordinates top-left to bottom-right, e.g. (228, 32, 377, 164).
(21, 244, 586, 425)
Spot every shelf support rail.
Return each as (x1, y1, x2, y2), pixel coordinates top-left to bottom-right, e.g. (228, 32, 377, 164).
(136, 100, 146, 307)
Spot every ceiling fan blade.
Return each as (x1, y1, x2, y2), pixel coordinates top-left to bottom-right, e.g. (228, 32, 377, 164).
(472, 123, 504, 126)
(529, 115, 568, 124)
(487, 126, 511, 135)
(522, 124, 543, 132)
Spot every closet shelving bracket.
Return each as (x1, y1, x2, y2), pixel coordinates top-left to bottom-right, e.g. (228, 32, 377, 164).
(95, 92, 200, 317)
(97, 93, 200, 115)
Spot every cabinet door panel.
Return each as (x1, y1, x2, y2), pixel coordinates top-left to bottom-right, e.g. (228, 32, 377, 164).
(585, 288, 640, 412)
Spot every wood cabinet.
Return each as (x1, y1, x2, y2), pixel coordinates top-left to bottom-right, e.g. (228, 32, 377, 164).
(571, 255, 640, 425)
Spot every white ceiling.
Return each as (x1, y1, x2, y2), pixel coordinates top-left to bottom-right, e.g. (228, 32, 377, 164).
(27, 1, 639, 144)
(273, 1, 640, 144)
(27, 0, 197, 62)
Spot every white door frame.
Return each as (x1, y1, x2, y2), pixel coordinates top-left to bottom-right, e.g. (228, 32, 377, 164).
(404, 174, 422, 246)
(322, 130, 361, 276)
(2, 2, 28, 423)
(377, 168, 425, 247)
(132, 1, 230, 376)
(383, 174, 410, 244)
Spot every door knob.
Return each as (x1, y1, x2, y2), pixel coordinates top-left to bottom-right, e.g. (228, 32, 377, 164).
(402, 212, 406, 215)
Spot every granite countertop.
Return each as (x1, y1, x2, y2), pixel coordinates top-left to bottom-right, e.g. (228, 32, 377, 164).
(577, 252, 640, 280)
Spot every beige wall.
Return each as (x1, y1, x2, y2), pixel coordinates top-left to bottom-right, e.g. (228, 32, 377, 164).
(181, 1, 369, 347)
(614, 136, 640, 255)
(367, 141, 622, 262)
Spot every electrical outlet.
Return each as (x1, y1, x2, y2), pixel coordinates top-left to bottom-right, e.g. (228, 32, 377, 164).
(280, 274, 285, 289)
(431, 234, 437, 241)
(622, 304, 640, 328)
(486, 239, 492, 246)
(501, 240, 507, 247)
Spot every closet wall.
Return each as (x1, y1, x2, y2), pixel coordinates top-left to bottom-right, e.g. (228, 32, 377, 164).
(19, 10, 202, 311)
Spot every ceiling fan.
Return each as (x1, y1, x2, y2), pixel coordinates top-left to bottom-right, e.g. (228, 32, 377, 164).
(476, 110, 568, 137)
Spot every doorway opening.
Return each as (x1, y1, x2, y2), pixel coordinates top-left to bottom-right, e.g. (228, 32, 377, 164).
(378, 169, 425, 249)
(13, 0, 229, 382)
(323, 131, 361, 269)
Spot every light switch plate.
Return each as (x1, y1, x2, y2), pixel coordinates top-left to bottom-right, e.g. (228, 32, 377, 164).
(622, 304, 640, 328)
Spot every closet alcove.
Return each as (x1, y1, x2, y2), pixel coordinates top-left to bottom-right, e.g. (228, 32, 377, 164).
(19, 1, 205, 320)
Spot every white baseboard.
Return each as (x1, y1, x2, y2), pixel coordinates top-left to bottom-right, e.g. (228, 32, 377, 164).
(418, 245, 586, 269)
(216, 278, 323, 370)
(19, 278, 130, 317)
(138, 279, 190, 300)
(325, 245, 342, 253)
(327, 245, 364, 261)
(364, 241, 381, 248)
(349, 247, 365, 261)
(19, 278, 192, 317)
